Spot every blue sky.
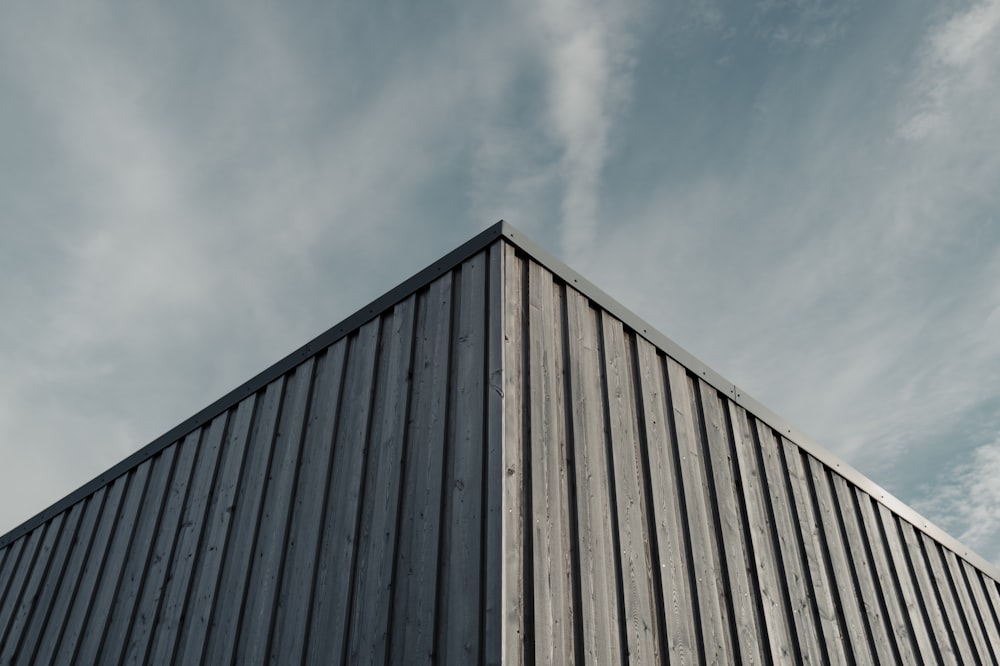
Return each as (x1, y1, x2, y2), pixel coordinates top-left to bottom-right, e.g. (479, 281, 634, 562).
(2, 0, 999, 563)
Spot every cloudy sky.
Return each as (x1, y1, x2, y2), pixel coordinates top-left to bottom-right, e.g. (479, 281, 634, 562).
(2, 0, 999, 563)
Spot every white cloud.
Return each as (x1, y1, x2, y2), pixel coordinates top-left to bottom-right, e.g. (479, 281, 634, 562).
(529, 0, 642, 263)
(915, 434, 1000, 563)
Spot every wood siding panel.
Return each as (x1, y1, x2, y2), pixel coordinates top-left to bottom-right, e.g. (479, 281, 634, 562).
(3, 233, 999, 664)
(0, 248, 500, 664)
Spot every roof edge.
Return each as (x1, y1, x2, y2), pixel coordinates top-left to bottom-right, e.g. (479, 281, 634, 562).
(0, 221, 508, 550)
(497, 223, 1000, 582)
(4, 220, 999, 583)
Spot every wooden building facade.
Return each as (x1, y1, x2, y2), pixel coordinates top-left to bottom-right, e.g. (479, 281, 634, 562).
(1, 222, 998, 664)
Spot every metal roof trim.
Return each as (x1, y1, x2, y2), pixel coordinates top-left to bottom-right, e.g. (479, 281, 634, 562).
(4, 220, 998, 583)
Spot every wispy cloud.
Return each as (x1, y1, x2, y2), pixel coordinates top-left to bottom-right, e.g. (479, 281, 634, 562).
(0, 2, 517, 533)
(586, 0, 1000, 555)
(915, 433, 1000, 563)
(531, 0, 642, 262)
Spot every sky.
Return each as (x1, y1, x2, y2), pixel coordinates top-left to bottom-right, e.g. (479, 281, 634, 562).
(1, 0, 999, 564)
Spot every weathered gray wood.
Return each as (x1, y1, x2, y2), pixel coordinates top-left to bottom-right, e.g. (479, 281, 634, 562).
(149, 413, 239, 664)
(567, 288, 623, 664)
(918, 532, 978, 663)
(268, 341, 347, 663)
(0, 544, 12, 599)
(388, 274, 452, 666)
(666, 358, 734, 662)
(483, 242, 504, 666)
(119, 424, 205, 664)
(897, 519, 961, 663)
(871, 499, 938, 662)
(95, 446, 178, 664)
(526, 260, 576, 664)
(0, 512, 64, 662)
(437, 252, 488, 665)
(199, 380, 284, 664)
(0, 524, 46, 648)
(348, 297, 417, 665)
(697, 380, 766, 665)
(306, 317, 381, 665)
(30, 486, 110, 666)
(960, 558, 1000, 662)
(4, 502, 83, 665)
(829, 474, 899, 664)
(804, 455, 873, 663)
(853, 488, 920, 662)
(0, 535, 26, 613)
(173, 396, 257, 664)
(782, 440, 849, 662)
(942, 548, 994, 662)
(72, 459, 152, 664)
(603, 317, 662, 664)
(236, 358, 315, 664)
(755, 423, 825, 663)
(984, 576, 1000, 633)
(728, 405, 796, 662)
(500, 247, 527, 666)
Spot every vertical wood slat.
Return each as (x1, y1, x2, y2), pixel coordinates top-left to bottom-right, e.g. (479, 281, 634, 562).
(526, 260, 575, 664)
(878, 502, 943, 662)
(942, 544, 994, 662)
(147, 415, 230, 665)
(602, 315, 659, 663)
(637, 338, 696, 664)
(121, 407, 221, 665)
(918, 532, 978, 663)
(95, 447, 178, 664)
(3, 503, 83, 664)
(829, 473, 900, 664)
(782, 441, 849, 663)
(439, 251, 489, 664)
(31, 487, 111, 666)
(200, 382, 283, 665)
(389, 274, 453, 665)
(269, 342, 347, 664)
(500, 246, 528, 666)
(667, 358, 734, 662)
(348, 296, 416, 665)
(728, 405, 797, 662)
(237, 358, 314, 664)
(483, 242, 504, 666)
(0, 524, 47, 650)
(174, 395, 257, 664)
(306, 318, 381, 665)
(756, 423, 826, 663)
(960, 558, 1000, 662)
(852, 488, 922, 663)
(804, 455, 874, 663)
(697, 381, 766, 665)
(0, 512, 64, 660)
(897, 519, 962, 663)
(568, 289, 623, 664)
(72, 459, 153, 664)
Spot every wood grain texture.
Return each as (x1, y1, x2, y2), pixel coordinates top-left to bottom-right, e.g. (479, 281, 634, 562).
(568, 289, 623, 664)
(667, 359, 735, 663)
(500, 246, 528, 666)
(526, 260, 576, 664)
(697, 380, 765, 665)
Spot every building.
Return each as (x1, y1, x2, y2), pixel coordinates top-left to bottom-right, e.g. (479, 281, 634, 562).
(1, 221, 998, 664)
